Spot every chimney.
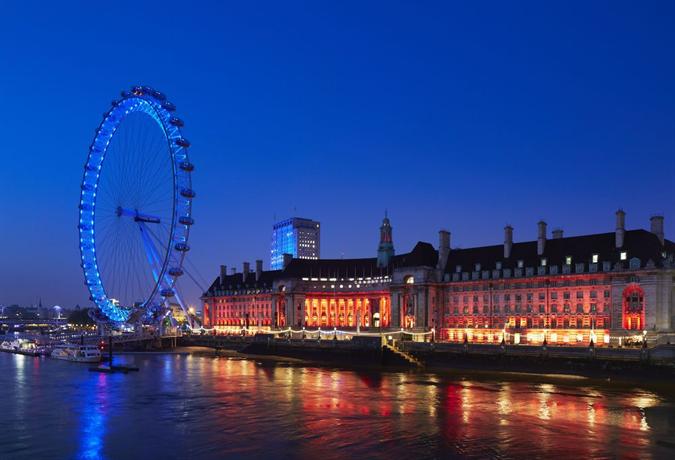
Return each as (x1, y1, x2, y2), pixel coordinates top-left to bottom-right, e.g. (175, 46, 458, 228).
(219, 265, 227, 284)
(552, 228, 563, 239)
(255, 259, 263, 281)
(282, 253, 293, 269)
(504, 225, 513, 259)
(243, 262, 250, 278)
(437, 230, 450, 271)
(615, 209, 626, 248)
(537, 220, 547, 256)
(231, 267, 236, 275)
(650, 215, 665, 246)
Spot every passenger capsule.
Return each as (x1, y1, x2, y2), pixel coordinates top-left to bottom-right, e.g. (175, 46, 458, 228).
(162, 101, 176, 112)
(131, 86, 144, 95)
(175, 242, 190, 252)
(175, 138, 190, 148)
(178, 216, 194, 226)
(151, 89, 166, 101)
(180, 188, 196, 199)
(179, 161, 194, 172)
(120, 90, 132, 98)
(169, 116, 184, 127)
(160, 289, 175, 298)
(168, 268, 184, 277)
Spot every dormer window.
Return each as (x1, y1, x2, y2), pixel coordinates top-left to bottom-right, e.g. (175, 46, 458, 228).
(565, 256, 572, 265)
(517, 260, 524, 268)
(592, 254, 599, 264)
(496, 262, 502, 270)
(455, 265, 461, 273)
(541, 258, 547, 267)
(620, 251, 627, 261)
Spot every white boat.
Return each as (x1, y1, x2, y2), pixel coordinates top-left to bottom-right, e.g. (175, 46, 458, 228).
(51, 344, 101, 363)
(0, 339, 43, 356)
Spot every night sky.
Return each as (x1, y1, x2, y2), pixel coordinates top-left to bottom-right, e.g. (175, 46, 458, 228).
(1, 1, 674, 309)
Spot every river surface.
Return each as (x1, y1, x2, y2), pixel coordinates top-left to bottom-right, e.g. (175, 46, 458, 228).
(1, 349, 674, 459)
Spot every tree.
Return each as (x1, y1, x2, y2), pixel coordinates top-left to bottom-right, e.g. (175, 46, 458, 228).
(67, 308, 94, 325)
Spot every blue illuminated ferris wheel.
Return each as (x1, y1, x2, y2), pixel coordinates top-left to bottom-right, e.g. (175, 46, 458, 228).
(78, 86, 195, 324)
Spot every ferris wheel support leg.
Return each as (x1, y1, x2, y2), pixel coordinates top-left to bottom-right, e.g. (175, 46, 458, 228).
(139, 222, 192, 329)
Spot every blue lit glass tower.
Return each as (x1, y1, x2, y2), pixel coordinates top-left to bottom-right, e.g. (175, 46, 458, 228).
(270, 217, 321, 269)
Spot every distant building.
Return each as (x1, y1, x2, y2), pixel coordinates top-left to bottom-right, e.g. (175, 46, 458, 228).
(270, 217, 320, 270)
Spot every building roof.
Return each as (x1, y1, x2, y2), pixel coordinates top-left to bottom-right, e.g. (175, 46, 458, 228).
(203, 269, 283, 295)
(203, 241, 439, 296)
(203, 229, 674, 296)
(444, 229, 674, 273)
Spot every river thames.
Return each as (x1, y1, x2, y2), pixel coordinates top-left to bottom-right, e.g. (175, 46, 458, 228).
(1, 350, 674, 459)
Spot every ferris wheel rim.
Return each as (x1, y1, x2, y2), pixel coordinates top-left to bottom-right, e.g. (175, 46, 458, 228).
(78, 86, 193, 323)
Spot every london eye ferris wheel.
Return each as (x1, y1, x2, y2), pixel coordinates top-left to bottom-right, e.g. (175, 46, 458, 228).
(78, 86, 195, 324)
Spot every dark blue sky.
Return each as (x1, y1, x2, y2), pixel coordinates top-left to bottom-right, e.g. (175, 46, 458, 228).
(1, 1, 674, 309)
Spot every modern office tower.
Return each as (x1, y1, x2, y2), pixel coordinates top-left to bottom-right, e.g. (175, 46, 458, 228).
(270, 217, 320, 269)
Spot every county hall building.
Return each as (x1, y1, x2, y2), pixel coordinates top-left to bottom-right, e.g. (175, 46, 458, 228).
(202, 210, 675, 346)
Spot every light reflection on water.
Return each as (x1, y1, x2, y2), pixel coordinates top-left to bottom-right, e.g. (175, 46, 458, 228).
(0, 351, 673, 459)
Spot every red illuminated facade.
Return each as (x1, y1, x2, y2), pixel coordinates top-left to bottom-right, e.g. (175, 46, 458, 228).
(203, 211, 675, 345)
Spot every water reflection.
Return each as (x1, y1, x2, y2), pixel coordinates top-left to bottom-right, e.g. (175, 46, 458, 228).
(0, 352, 673, 459)
(79, 373, 107, 460)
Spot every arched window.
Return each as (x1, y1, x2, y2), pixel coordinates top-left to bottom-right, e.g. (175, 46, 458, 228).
(404, 275, 415, 284)
(622, 284, 645, 330)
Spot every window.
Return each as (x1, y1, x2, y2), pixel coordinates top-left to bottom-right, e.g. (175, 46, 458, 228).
(475, 263, 481, 271)
(563, 292, 571, 300)
(541, 258, 547, 266)
(539, 293, 546, 301)
(551, 304, 558, 313)
(565, 256, 572, 265)
(590, 303, 597, 312)
(576, 304, 584, 313)
(527, 293, 533, 301)
(604, 290, 610, 299)
(455, 265, 462, 273)
(539, 304, 545, 313)
(517, 260, 524, 268)
(577, 291, 584, 299)
(592, 254, 599, 263)
(494, 305, 500, 313)
(590, 291, 597, 299)
(496, 262, 502, 270)
(551, 292, 558, 300)
(620, 251, 627, 261)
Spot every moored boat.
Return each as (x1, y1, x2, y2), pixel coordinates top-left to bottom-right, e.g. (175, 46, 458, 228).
(0, 339, 44, 356)
(51, 344, 101, 363)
